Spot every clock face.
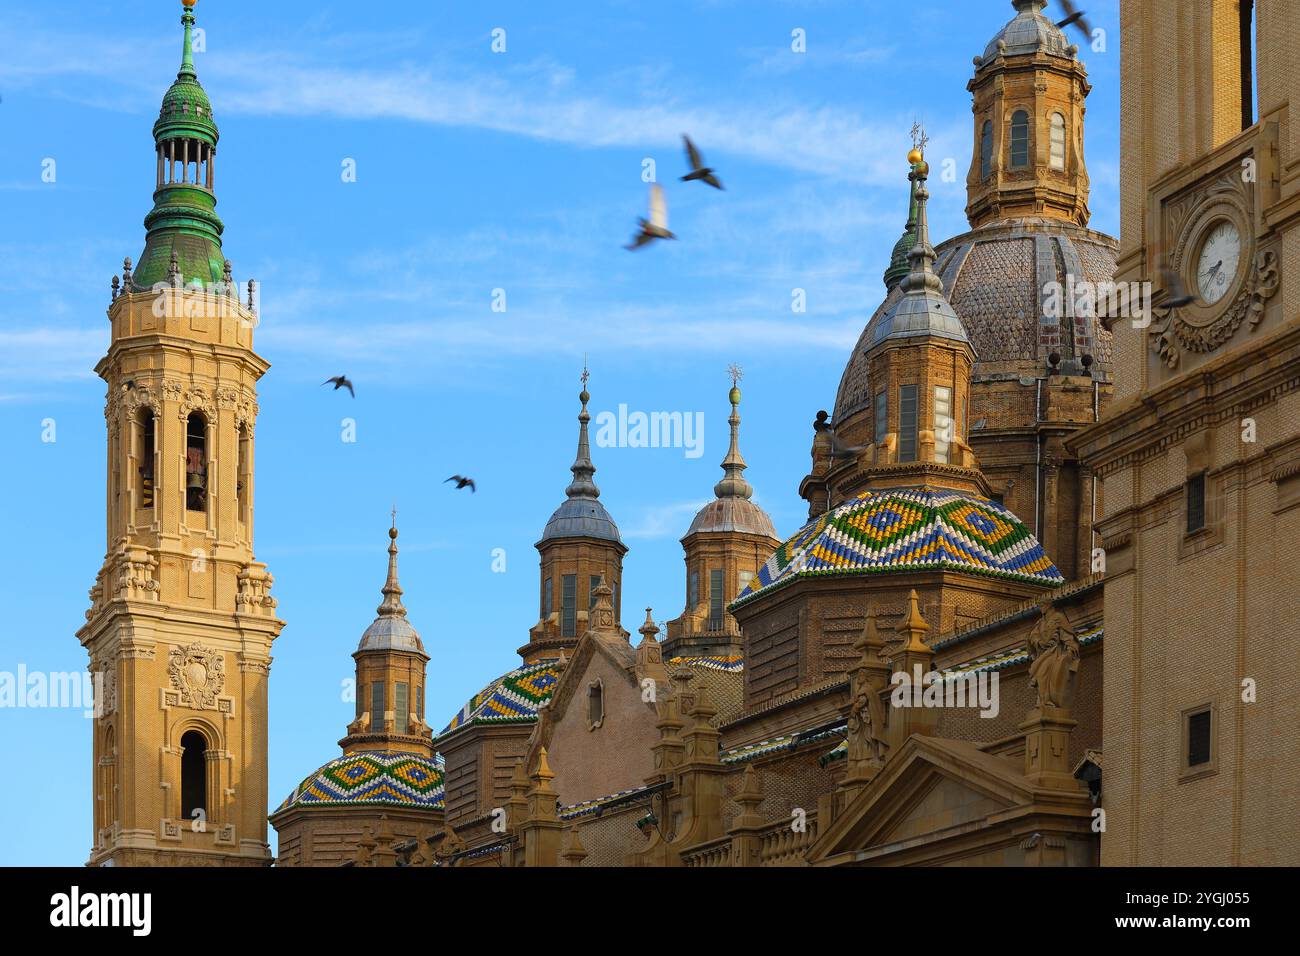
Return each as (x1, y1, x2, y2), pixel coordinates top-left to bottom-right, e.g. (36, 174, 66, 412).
(1195, 220, 1242, 306)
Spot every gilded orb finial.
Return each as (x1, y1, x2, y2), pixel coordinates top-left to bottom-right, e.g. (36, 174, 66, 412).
(908, 121, 929, 166)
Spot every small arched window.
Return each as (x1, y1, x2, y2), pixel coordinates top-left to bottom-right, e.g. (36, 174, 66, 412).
(237, 423, 250, 524)
(588, 680, 604, 729)
(980, 120, 994, 179)
(139, 410, 156, 510)
(180, 730, 207, 821)
(185, 412, 207, 512)
(1049, 113, 1067, 170)
(1010, 110, 1030, 168)
(101, 726, 117, 828)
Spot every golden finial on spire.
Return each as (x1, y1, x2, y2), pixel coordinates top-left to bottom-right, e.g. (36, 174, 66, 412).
(727, 363, 743, 405)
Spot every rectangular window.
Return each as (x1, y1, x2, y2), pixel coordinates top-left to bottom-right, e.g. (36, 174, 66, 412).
(709, 569, 724, 631)
(139, 413, 156, 510)
(934, 386, 953, 465)
(543, 577, 553, 618)
(979, 120, 993, 179)
(1010, 110, 1030, 168)
(898, 385, 918, 462)
(370, 681, 385, 733)
(1187, 710, 1212, 767)
(1187, 474, 1206, 534)
(1240, 0, 1256, 130)
(561, 574, 577, 637)
(1049, 113, 1067, 171)
(590, 575, 602, 609)
(237, 425, 250, 524)
(416, 684, 423, 720)
(689, 570, 699, 608)
(395, 682, 409, 735)
(874, 390, 887, 446)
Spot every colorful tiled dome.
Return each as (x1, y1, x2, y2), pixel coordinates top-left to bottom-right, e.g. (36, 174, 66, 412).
(437, 659, 562, 736)
(730, 487, 1062, 609)
(276, 751, 444, 812)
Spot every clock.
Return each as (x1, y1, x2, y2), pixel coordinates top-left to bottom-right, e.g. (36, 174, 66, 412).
(1195, 219, 1242, 306)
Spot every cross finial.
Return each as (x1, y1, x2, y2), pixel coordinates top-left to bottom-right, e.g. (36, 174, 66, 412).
(910, 121, 929, 154)
(580, 355, 589, 389)
(728, 363, 743, 387)
(391, 504, 397, 529)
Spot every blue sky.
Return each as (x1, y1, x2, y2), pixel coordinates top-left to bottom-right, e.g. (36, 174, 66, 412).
(0, 0, 1120, 864)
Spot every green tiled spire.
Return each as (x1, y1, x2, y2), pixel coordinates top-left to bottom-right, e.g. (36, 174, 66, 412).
(132, 3, 226, 291)
(883, 156, 923, 291)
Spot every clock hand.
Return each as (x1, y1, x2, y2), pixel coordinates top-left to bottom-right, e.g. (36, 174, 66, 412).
(1199, 261, 1222, 281)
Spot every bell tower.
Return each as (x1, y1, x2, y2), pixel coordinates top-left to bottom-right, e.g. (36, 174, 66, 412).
(77, 2, 284, 866)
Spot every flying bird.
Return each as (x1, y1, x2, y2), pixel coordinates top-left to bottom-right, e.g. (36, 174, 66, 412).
(1055, 0, 1093, 39)
(322, 375, 355, 397)
(680, 134, 724, 190)
(625, 183, 676, 250)
(827, 430, 867, 462)
(1159, 262, 1196, 310)
(445, 475, 476, 493)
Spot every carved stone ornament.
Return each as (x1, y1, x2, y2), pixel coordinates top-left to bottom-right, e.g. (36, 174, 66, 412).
(1026, 606, 1080, 711)
(1151, 249, 1279, 368)
(114, 546, 160, 602)
(168, 643, 226, 710)
(95, 662, 118, 718)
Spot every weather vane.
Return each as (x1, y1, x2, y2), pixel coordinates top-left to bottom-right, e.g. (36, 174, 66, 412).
(728, 363, 743, 387)
(910, 121, 929, 154)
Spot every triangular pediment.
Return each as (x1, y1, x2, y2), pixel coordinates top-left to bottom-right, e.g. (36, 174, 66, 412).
(809, 735, 1036, 863)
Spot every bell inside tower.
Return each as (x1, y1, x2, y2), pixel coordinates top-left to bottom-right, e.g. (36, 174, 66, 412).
(185, 411, 208, 512)
(138, 409, 155, 510)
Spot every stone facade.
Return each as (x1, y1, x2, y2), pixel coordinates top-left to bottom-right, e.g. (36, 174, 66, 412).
(1072, 0, 1300, 867)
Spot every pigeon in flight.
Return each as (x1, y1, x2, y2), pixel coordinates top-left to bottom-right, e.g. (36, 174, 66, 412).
(680, 135, 724, 190)
(1159, 262, 1196, 310)
(445, 475, 476, 493)
(625, 183, 677, 250)
(322, 375, 355, 397)
(1055, 0, 1093, 39)
(827, 430, 867, 462)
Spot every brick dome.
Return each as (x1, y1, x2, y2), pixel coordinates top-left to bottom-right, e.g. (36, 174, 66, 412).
(834, 217, 1117, 426)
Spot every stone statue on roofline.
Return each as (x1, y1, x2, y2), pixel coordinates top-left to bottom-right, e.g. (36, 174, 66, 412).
(847, 682, 888, 769)
(1026, 604, 1080, 712)
(845, 608, 891, 777)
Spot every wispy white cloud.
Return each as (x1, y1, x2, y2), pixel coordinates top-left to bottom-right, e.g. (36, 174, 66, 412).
(0, 20, 962, 187)
(621, 499, 711, 539)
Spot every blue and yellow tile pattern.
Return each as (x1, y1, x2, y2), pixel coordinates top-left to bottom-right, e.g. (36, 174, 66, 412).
(438, 659, 562, 736)
(276, 750, 445, 812)
(731, 488, 1063, 608)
